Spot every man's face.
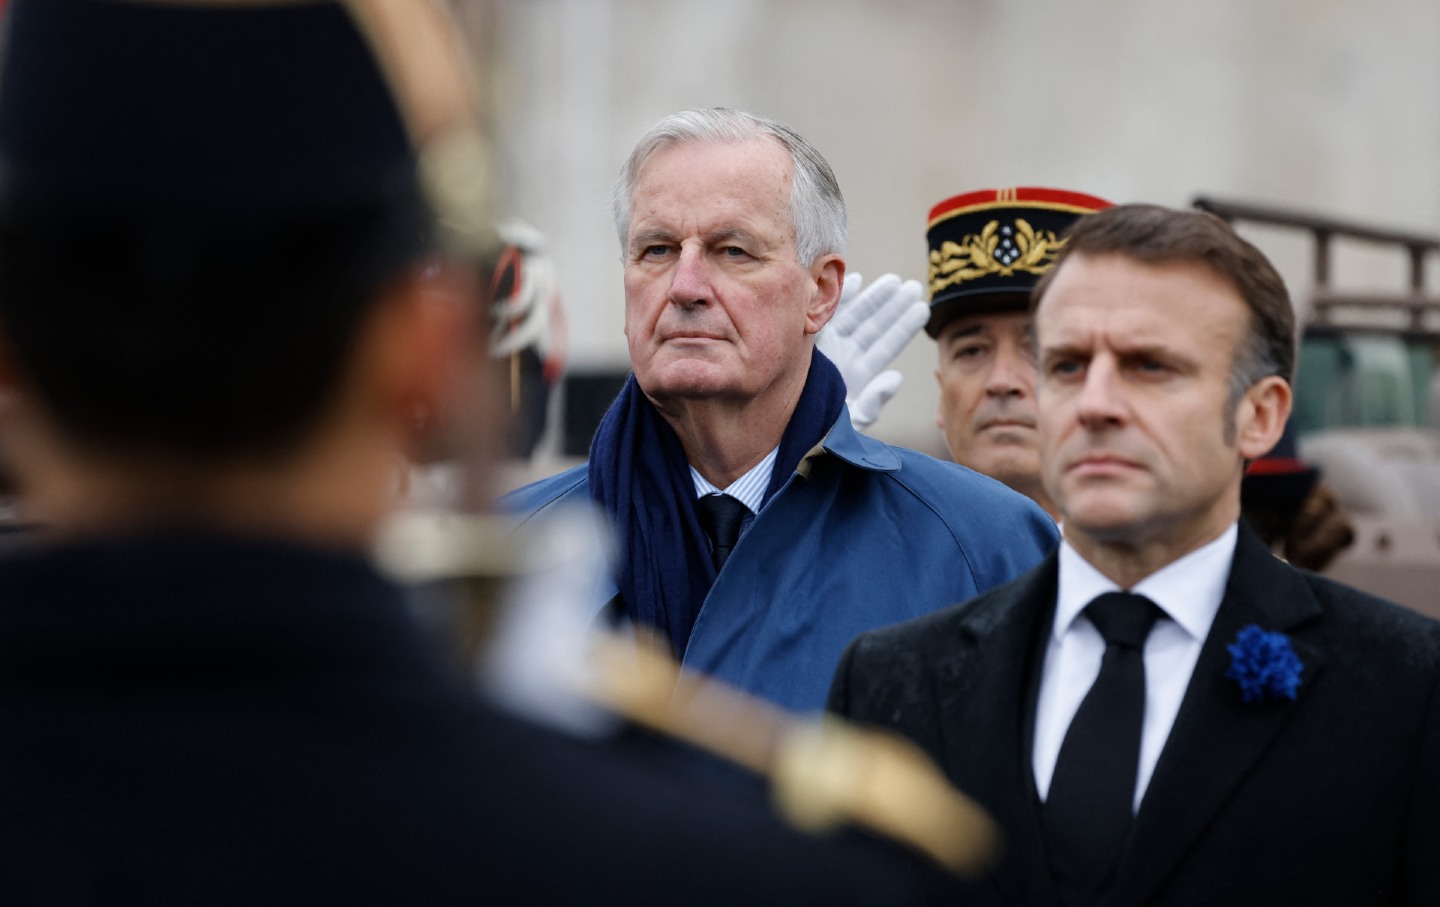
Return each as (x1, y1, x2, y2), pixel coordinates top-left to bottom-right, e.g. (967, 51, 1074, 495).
(934, 309, 1042, 498)
(622, 138, 839, 410)
(1035, 253, 1275, 553)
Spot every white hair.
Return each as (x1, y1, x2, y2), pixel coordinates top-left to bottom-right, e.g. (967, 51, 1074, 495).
(609, 108, 846, 266)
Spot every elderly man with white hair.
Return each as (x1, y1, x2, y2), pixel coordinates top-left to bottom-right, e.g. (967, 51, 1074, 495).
(507, 108, 1056, 712)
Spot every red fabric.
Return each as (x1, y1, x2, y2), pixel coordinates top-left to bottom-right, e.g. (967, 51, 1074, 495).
(928, 188, 1000, 223)
(1246, 456, 1309, 476)
(928, 186, 1113, 226)
(1015, 187, 1113, 211)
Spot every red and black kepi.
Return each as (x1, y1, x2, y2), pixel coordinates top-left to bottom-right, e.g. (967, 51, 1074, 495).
(925, 187, 1111, 337)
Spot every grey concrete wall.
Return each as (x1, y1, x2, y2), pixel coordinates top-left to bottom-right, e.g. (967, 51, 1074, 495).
(479, 0, 1440, 456)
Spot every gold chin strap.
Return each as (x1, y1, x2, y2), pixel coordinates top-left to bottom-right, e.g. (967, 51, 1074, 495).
(344, 0, 476, 148)
(343, 0, 495, 256)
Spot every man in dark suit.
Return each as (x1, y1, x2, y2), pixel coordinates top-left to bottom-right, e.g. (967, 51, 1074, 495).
(830, 203, 1440, 906)
(0, 1, 959, 903)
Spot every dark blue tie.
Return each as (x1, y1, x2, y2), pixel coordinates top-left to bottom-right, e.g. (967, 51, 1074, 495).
(696, 493, 747, 572)
(1043, 591, 1161, 905)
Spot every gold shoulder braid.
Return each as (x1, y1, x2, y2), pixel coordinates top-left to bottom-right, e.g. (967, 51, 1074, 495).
(379, 510, 1000, 876)
(929, 217, 1067, 297)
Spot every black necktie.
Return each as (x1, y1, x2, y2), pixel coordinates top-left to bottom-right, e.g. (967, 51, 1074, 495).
(696, 493, 747, 572)
(1043, 591, 1162, 905)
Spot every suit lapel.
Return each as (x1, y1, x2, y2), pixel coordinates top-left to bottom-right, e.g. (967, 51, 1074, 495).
(1110, 526, 1326, 905)
(943, 554, 1062, 907)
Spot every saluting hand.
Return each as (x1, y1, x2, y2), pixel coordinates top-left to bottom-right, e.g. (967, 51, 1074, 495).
(817, 272, 928, 431)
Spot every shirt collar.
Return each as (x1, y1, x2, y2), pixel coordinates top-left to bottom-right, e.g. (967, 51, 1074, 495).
(1055, 522, 1238, 642)
(690, 446, 778, 515)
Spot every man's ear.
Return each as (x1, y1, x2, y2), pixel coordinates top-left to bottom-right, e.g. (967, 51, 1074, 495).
(359, 260, 474, 438)
(804, 254, 844, 335)
(1235, 375, 1293, 460)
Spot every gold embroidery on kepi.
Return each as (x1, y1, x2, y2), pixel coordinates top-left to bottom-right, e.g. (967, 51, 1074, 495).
(922, 187, 1113, 338)
(928, 218, 1067, 298)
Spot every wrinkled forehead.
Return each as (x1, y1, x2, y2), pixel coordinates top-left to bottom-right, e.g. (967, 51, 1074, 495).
(636, 131, 791, 178)
(627, 138, 796, 242)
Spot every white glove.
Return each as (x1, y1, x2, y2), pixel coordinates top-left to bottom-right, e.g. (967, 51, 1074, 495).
(817, 272, 928, 430)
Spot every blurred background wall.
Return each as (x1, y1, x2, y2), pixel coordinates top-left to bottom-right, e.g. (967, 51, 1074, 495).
(462, 0, 1440, 462)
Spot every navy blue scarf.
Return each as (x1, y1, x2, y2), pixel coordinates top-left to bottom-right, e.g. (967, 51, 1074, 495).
(588, 351, 847, 658)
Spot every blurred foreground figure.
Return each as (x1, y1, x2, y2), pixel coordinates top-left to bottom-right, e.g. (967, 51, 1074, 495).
(0, 2, 960, 903)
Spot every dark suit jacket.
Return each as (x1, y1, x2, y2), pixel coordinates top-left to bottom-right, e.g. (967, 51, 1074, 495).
(0, 528, 954, 905)
(829, 525, 1440, 906)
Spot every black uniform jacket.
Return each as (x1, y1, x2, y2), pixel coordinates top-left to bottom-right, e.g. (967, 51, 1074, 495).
(830, 524, 1440, 907)
(0, 528, 953, 905)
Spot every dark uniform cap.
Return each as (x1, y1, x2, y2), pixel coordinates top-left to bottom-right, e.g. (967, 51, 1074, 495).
(1244, 418, 1319, 502)
(0, 0, 426, 247)
(925, 187, 1111, 337)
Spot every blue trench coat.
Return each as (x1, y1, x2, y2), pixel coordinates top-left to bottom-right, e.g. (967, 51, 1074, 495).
(504, 414, 1059, 713)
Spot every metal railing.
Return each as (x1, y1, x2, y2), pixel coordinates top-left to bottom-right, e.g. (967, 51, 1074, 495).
(1193, 195, 1440, 332)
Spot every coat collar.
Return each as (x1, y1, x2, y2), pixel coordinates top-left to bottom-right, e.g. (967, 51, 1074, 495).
(1108, 523, 1326, 905)
(810, 413, 902, 473)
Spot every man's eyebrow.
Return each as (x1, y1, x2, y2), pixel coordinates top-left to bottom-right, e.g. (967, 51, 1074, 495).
(627, 226, 772, 254)
(1119, 343, 1173, 358)
(706, 227, 760, 245)
(1117, 342, 1201, 370)
(1107, 339, 1189, 361)
(1038, 341, 1088, 360)
(1040, 339, 1196, 366)
(627, 229, 676, 250)
(942, 323, 988, 342)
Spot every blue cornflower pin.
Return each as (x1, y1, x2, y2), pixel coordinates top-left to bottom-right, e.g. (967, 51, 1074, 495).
(1225, 624, 1304, 703)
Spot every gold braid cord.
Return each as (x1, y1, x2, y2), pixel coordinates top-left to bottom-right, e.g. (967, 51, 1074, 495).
(591, 633, 1000, 876)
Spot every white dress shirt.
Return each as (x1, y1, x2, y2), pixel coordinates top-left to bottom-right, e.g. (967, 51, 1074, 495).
(690, 446, 777, 518)
(1032, 523, 1237, 812)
